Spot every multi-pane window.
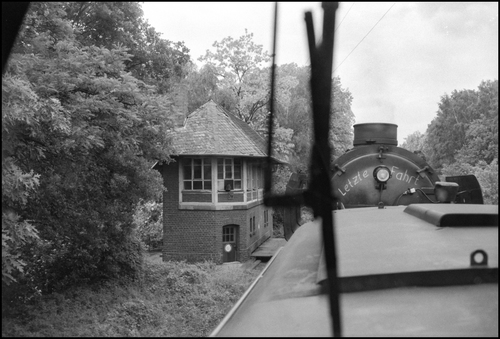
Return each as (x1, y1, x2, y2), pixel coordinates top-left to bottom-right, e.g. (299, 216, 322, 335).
(217, 158, 242, 190)
(183, 158, 212, 190)
(249, 216, 256, 237)
(247, 163, 262, 200)
(264, 210, 269, 228)
(223, 227, 235, 242)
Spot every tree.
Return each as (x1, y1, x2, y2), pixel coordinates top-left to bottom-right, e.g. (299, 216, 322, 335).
(426, 80, 498, 204)
(329, 76, 355, 158)
(2, 2, 175, 295)
(268, 64, 354, 172)
(424, 82, 495, 170)
(62, 2, 191, 94)
(198, 29, 271, 125)
(2, 157, 40, 285)
(400, 131, 427, 154)
(452, 80, 498, 166)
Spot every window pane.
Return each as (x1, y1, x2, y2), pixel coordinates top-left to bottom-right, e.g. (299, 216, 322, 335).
(183, 160, 192, 179)
(234, 163, 241, 179)
(193, 181, 202, 189)
(234, 180, 241, 189)
(194, 165, 202, 179)
(218, 180, 224, 190)
(194, 159, 202, 167)
(184, 181, 192, 190)
(225, 163, 232, 178)
(253, 166, 257, 188)
(247, 165, 252, 188)
(217, 159, 223, 179)
(204, 164, 211, 180)
(204, 181, 212, 190)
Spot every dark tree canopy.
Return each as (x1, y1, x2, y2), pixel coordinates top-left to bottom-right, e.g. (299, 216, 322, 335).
(425, 80, 498, 170)
(403, 79, 498, 204)
(2, 2, 179, 294)
(62, 2, 191, 94)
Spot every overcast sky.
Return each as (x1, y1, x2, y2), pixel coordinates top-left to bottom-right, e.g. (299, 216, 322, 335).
(141, 2, 498, 143)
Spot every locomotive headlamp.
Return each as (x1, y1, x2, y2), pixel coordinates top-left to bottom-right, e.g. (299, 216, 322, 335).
(373, 166, 391, 183)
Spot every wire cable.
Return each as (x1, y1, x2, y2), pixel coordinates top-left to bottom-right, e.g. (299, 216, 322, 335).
(334, 2, 396, 72)
(417, 188, 437, 203)
(335, 2, 355, 32)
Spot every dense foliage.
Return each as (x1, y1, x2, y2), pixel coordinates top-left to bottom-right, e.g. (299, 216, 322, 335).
(2, 256, 259, 336)
(2, 2, 189, 297)
(191, 31, 354, 173)
(132, 200, 163, 250)
(401, 80, 498, 204)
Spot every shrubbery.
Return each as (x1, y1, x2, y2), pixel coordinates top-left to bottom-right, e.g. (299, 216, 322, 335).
(2, 255, 259, 337)
(133, 200, 163, 250)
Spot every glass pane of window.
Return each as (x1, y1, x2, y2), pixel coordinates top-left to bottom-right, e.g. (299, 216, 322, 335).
(247, 165, 252, 189)
(194, 158, 202, 166)
(217, 159, 223, 179)
(193, 181, 202, 190)
(193, 165, 202, 179)
(183, 160, 192, 179)
(225, 163, 232, 178)
(252, 166, 257, 189)
(184, 181, 192, 190)
(234, 162, 241, 179)
(218, 180, 224, 190)
(204, 164, 211, 180)
(204, 181, 211, 190)
(234, 180, 241, 189)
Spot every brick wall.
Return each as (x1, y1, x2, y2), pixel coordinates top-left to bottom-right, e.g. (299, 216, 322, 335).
(182, 191, 212, 202)
(218, 192, 244, 203)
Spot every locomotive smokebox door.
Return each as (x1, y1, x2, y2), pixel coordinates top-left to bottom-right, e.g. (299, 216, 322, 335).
(222, 225, 238, 262)
(331, 123, 441, 207)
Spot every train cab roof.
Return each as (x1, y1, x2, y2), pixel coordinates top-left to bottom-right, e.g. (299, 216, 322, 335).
(211, 204, 498, 337)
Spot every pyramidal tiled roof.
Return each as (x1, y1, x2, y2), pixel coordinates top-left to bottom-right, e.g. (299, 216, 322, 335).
(171, 100, 268, 157)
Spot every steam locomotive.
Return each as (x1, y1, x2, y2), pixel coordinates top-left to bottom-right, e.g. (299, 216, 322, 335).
(282, 122, 486, 240)
(211, 122, 498, 337)
(211, 2, 497, 337)
(331, 122, 481, 207)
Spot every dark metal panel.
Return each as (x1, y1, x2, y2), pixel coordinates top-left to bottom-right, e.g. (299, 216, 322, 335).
(353, 123, 398, 146)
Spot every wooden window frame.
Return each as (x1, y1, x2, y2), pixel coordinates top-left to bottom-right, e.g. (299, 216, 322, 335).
(217, 158, 242, 191)
(182, 157, 212, 191)
(249, 216, 256, 237)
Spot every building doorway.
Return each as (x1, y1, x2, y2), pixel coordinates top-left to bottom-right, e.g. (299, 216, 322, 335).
(222, 225, 239, 262)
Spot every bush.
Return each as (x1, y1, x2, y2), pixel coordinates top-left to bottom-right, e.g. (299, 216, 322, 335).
(2, 257, 259, 337)
(133, 200, 163, 250)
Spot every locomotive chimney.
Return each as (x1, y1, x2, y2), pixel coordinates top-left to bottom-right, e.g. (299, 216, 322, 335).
(353, 123, 398, 146)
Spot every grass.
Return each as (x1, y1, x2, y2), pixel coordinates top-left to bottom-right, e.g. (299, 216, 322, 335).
(1, 253, 260, 337)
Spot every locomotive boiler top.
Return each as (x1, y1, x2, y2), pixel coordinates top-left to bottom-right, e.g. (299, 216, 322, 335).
(332, 123, 441, 208)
